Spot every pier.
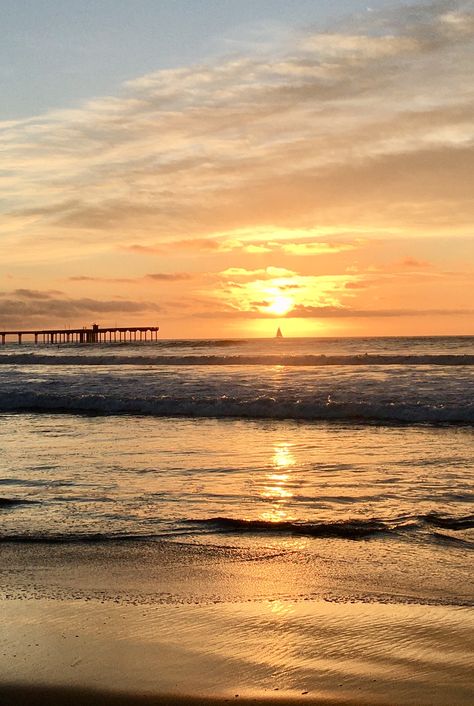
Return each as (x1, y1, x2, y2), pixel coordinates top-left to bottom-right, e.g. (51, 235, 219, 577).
(0, 324, 159, 345)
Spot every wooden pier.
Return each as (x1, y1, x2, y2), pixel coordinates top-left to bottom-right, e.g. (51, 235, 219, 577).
(0, 324, 159, 345)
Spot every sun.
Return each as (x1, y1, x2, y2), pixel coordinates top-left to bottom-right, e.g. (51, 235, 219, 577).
(264, 294, 294, 316)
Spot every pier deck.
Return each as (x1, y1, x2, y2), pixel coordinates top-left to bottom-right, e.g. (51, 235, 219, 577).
(0, 324, 159, 345)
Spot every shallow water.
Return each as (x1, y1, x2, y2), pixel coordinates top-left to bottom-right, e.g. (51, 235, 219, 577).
(1, 414, 473, 541)
(0, 336, 473, 607)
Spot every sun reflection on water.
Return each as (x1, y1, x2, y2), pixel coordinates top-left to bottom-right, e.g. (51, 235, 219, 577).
(272, 444, 296, 469)
(259, 443, 297, 524)
(260, 508, 291, 523)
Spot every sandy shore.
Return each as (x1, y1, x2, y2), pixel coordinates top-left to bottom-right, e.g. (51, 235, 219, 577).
(1, 597, 473, 706)
(1, 541, 473, 705)
(0, 685, 380, 706)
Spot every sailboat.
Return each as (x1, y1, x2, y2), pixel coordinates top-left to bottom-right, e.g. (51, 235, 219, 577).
(275, 327, 283, 338)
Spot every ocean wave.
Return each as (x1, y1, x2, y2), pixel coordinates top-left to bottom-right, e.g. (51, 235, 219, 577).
(424, 513, 474, 530)
(191, 514, 474, 539)
(0, 353, 473, 367)
(158, 339, 249, 348)
(189, 517, 396, 539)
(0, 497, 39, 508)
(1, 513, 471, 544)
(0, 391, 472, 424)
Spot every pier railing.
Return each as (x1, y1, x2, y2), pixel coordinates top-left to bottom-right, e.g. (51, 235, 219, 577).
(0, 324, 159, 345)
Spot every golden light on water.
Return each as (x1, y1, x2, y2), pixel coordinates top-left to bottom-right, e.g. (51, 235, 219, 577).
(259, 443, 297, 523)
(261, 479, 293, 500)
(269, 473, 289, 482)
(272, 444, 296, 469)
(260, 508, 291, 523)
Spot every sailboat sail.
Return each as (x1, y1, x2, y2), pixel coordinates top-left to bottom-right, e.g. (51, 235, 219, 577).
(276, 327, 283, 338)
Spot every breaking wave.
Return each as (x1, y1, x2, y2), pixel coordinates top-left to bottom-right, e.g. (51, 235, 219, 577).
(0, 390, 472, 424)
(0, 353, 473, 367)
(1, 513, 472, 544)
(190, 517, 395, 539)
(190, 513, 474, 538)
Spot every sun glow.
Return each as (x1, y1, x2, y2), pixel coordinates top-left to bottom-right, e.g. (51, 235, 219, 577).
(264, 294, 294, 316)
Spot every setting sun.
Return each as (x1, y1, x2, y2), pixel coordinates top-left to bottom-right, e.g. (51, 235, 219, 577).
(264, 295, 295, 317)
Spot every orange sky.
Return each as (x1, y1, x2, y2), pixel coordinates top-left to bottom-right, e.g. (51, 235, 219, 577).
(1, 2, 473, 337)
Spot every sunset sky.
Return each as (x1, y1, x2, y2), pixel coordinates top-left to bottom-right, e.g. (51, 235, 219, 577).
(1, 0, 473, 338)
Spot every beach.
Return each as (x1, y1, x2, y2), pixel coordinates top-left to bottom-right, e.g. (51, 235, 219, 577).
(1, 560, 473, 705)
(2, 564, 474, 705)
(0, 336, 473, 704)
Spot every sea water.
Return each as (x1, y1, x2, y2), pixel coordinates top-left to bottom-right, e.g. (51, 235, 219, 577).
(0, 336, 473, 606)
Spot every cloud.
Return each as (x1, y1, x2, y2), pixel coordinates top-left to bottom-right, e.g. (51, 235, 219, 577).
(0, 292, 161, 328)
(11, 288, 64, 299)
(121, 244, 165, 255)
(278, 240, 360, 255)
(1, 0, 472, 266)
(285, 305, 474, 319)
(211, 267, 357, 316)
(347, 257, 439, 276)
(122, 238, 240, 255)
(172, 238, 224, 251)
(161, 234, 361, 256)
(67, 276, 135, 283)
(345, 281, 370, 290)
(66, 272, 195, 284)
(122, 237, 281, 255)
(219, 266, 297, 279)
(145, 272, 194, 281)
(396, 257, 432, 269)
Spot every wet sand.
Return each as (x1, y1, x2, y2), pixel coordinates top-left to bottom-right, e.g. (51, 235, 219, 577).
(1, 593, 473, 705)
(0, 685, 377, 706)
(1, 539, 473, 705)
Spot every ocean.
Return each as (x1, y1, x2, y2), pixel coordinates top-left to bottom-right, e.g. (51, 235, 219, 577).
(0, 335, 473, 606)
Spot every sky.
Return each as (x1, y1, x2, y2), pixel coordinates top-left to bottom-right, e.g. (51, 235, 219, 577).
(1, 0, 473, 338)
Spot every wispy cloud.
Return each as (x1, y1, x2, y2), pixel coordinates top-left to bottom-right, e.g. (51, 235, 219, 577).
(67, 272, 196, 284)
(146, 272, 194, 281)
(10, 288, 64, 299)
(219, 267, 297, 279)
(68, 275, 135, 283)
(120, 244, 166, 255)
(1, 0, 472, 264)
(121, 233, 362, 256)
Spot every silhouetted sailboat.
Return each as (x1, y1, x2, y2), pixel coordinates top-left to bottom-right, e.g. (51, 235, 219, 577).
(276, 327, 283, 338)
